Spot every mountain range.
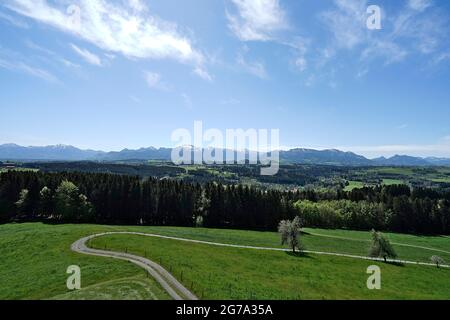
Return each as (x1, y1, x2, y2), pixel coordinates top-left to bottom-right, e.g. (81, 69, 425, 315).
(1, 143, 450, 167)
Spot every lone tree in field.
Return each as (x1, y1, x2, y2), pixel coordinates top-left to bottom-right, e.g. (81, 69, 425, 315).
(430, 255, 445, 268)
(369, 230, 397, 262)
(278, 216, 303, 253)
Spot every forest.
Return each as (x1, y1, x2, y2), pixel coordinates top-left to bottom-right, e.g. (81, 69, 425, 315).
(0, 170, 449, 235)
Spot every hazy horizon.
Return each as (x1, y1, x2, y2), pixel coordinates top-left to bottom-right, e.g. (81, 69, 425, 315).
(2, 141, 450, 160)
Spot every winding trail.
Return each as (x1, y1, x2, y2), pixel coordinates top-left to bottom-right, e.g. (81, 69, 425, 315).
(71, 231, 450, 300)
(71, 233, 198, 300)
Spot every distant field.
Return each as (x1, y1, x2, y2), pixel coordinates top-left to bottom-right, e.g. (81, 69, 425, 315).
(1, 223, 449, 300)
(351, 167, 450, 187)
(382, 178, 404, 185)
(344, 181, 365, 191)
(0, 167, 39, 173)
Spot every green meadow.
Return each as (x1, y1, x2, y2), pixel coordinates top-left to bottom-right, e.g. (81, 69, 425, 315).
(1, 223, 449, 300)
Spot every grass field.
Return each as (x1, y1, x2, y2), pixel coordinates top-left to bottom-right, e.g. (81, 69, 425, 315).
(344, 181, 365, 191)
(1, 223, 449, 300)
(344, 178, 405, 191)
(349, 167, 450, 188)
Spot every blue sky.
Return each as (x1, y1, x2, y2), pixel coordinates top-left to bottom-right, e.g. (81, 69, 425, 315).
(1, 0, 450, 158)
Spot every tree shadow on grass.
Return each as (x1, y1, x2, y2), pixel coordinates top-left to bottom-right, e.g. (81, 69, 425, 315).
(285, 251, 314, 259)
(382, 260, 405, 267)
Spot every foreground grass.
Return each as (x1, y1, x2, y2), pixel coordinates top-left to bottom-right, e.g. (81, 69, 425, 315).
(90, 234, 450, 300)
(50, 276, 168, 300)
(1, 223, 449, 300)
(0, 223, 170, 300)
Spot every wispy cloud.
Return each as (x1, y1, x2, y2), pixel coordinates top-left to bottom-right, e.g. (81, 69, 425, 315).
(408, 0, 432, 12)
(193, 67, 213, 82)
(320, 0, 449, 70)
(144, 71, 170, 91)
(237, 50, 268, 79)
(226, 0, 287, 41)
(0, 10, 28, 28)
(226, 1, 313, 77)
(70, 44, 102, 66)
(4, 0, 209, 78)
(25, 40, 80, 69)
(181, 93, 193, 109)
(0, 58, 58, 83)
(321, 0, 369, 50)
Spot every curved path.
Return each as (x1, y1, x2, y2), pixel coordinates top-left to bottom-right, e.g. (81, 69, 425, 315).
(71, 233, 198, 300)
(72, 231, 450, 300)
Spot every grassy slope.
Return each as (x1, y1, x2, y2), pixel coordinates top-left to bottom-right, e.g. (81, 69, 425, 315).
(0, 223, 170, 300)
(119, 226, 450, 263)
(1, 223, 449, 300)
(90, 234, 450, 300)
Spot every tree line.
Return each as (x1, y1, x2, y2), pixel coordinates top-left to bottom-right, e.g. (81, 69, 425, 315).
(0, 171, 449, 235)
(0, 171, 296, 230)
(292, 185, 450, 234)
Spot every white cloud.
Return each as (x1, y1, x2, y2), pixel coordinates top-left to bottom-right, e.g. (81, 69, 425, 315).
(193, 67, 213, 82)
(144, 71, 169, 91)
(4, 0, 209, 77)
(319, 0, 450, 74)
(237, 52, 268, 79)
(321, 0, 369, 50)
(127, 0, 147, 13)
(60, 58, 80, 69)
(408, 0, 432, 12)
(0, 58, 58, 83)
(226, 0, 287, 41)
(392, 2, 446, 55)
(294, 57, 307, 72)
(70, 44, 102, 66)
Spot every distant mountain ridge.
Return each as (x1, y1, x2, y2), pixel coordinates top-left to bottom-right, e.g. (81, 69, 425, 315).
(1, 143, 450, 167)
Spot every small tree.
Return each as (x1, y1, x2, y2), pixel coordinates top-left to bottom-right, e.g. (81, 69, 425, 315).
(369, 230, 397, 262)
(430, 255, 445, 268)
(194, 190, 210, 227)
(278, 216, 303, 253)
(15, 189, 30, 216)
(39, 186, 54, 217)
(55, 180, 93, 222)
